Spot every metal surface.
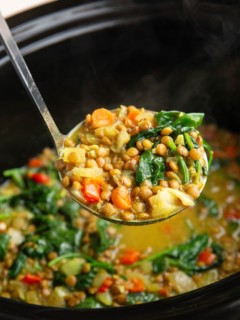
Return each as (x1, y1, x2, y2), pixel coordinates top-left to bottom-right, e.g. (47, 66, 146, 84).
(0, 11, 63, 150)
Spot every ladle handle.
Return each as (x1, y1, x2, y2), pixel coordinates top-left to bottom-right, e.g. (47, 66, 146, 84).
(0, 11, 63, 150)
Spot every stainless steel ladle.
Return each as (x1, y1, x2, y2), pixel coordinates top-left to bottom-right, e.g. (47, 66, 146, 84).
(0, 12, 207, 226)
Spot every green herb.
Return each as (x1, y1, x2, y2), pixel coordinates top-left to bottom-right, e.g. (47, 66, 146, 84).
(8, 252, 27, 278)
(49, 252, 114, 273)
(198, 195, 218, 217)
(0, 194, 15, 203)
(90, 219, 115, 253)
(127, 111, 204, 148)
(136, 150, 165, 185)
(184, 132, 194, 150)
(126, 292, 158, 305)
(0, 212, 11, 220)
(126, 127, 162, 148)
(203, 139, 213, 168)
(75, 297, 102, 309)
(3, 168, 26, 189)
(48, 252, 81, 267)
(60, 201, 80, 222)
(135, 234, 222, 275)
(76, 269, 96, 291)
(22, 235, 51, 258)
(178, 156, 190, 184)
(0, 234, 10, 260)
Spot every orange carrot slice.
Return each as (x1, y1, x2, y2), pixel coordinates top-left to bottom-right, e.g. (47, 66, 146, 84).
(111, 186, 131, 210)
(91, 108, 115, 128)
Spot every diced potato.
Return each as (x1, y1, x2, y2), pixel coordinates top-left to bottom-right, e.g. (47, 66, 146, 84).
(26, 290, 41, 305)
(96, 291, 112, 306)
(85, 133, 101, 144)
(175, 134, 185, 145)
(71, 167, 103, 178)
(117, 105, 128, 119)
(60, 258, 85, 276)
(111, 128, 130, 153)
(92, 270, 109, 288)
(135, 111, 154, 123)
(95, 125, 118, 138)
(166, 271, 197, 294)
(47, 286, 69, 307)
(8, 228, 24, 245)
(148, 188, 194, 218)
(61, 148, 85, 163)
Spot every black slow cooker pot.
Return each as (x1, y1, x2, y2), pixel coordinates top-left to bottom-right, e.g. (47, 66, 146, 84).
(1, 1, 240, 319)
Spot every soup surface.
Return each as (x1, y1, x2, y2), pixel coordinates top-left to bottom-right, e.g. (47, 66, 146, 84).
(0, 124, 239, 308)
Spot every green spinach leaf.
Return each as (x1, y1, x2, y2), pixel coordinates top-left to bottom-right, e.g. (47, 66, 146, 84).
(75, 297, 102, 309)
(0, 234, 10, 260)
(198, 195, 218, 217)
(136, 150, 165, 185)
(90, 219, 115, 253)
(126, 292, 158, 305)
(8, 252, 27, 278)
(137, 234, 222, 275)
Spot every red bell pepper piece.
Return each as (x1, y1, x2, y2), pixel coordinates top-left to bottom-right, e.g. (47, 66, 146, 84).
(31, 173, 50, 185)
(198, 248, 216, 266)
(120, 248, 141, 265)
(82, 178, 102, 203)
(22, 274, 42, 285)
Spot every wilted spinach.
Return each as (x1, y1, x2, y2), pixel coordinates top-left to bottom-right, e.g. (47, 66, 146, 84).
(198, 195, 218, 217)
(0, 234, 10, 260)
(136, 234, 222, 275)
(127, 111, 204, 148)
(90, 219, 115, 253)
(8, 252, 27, 278)
(126, 292, 158, 305)
(75, 297, 102, 309)
(136, 150, 165, 185)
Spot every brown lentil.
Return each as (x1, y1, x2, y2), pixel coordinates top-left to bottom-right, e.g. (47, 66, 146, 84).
(169, 161, 178, 172)
(62, 175, 70, 188)
(177, 145, 189, 157)
(64, 138, 75, 147)
(159, 180, 169, 188)
(189, 148, 202, 161)
(96, 157, 106, 168)
(139, 186, 153, 200)
(55, 159, 66, 171)
(127, 147, 139, 157)
(65, 275, 77, 288)
(104, 163, 113, 171)
(169, 180, 180, 189)
(161, 127, 173, 136)
(156, 143, 168, 156)
(102, 203, 117, 217)
(139, 120, 152, 131)
(142, 139, 154, 150)
(161, 136, 173, 146)
(186, 185, 200, 198)
(120, 176, 132, 188)
(136, 140, 144, 150)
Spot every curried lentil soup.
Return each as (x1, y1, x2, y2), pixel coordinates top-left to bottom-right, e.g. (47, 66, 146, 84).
(0, 124, 239, 308)
(56, 106, 210, 223)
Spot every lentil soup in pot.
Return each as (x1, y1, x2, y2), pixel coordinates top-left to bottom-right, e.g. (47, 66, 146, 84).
(0, 121, 239, 307)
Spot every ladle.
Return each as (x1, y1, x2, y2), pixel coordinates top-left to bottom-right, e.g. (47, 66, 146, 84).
(0, 12, 207, 226)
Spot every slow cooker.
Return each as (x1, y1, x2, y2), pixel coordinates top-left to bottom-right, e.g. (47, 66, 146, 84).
(0, 1, 240, 319)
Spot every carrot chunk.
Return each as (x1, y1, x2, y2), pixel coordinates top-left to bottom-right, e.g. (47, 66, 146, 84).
(91, 108, 115, 128)
(111, 186, 131, 210)
(128, 278, 145, 293)
(120, 248, 141, 265)
(82, 178, 102, 203)
(127, 107, 141, 123)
